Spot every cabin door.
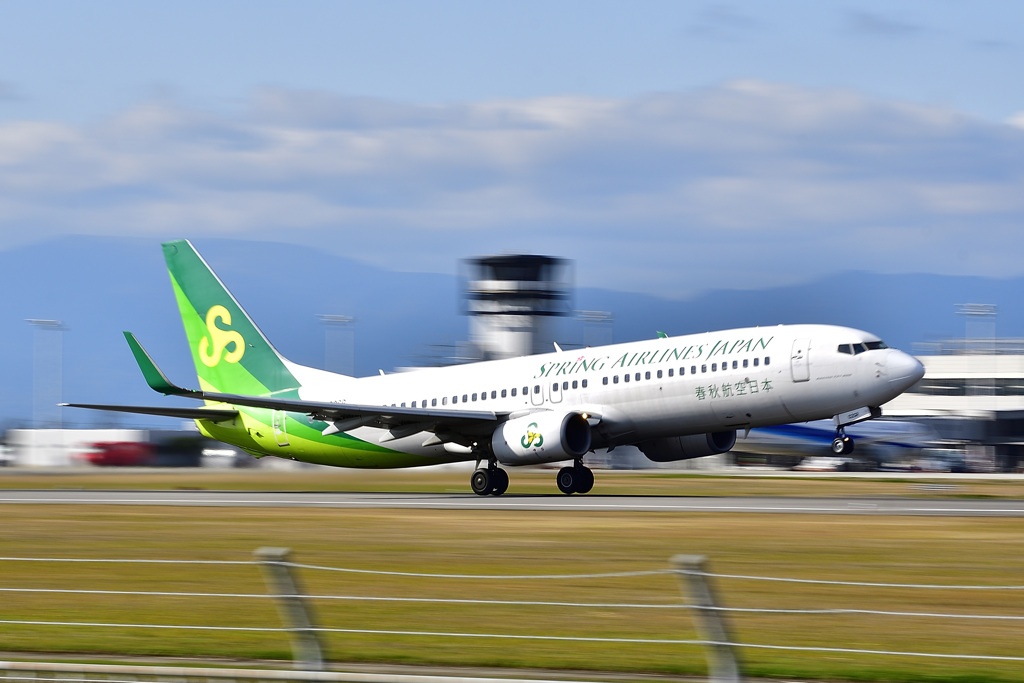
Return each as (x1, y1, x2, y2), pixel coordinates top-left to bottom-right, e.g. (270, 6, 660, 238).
(790, 338, 810, 383)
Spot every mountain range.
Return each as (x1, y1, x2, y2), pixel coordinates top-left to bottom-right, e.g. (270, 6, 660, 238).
(2, 236, 1020, 430)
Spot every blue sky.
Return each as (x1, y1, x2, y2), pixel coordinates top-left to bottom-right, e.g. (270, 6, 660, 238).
(1, 1, 1023, 295)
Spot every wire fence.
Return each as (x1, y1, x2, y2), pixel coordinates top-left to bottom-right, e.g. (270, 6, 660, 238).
(2, 552, 1023, 681)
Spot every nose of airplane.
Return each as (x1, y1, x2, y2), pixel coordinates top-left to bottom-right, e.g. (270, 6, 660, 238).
(888, 350, 925, 391)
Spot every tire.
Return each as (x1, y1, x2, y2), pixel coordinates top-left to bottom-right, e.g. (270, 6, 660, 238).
(842, 437, 855, 455)
(831, 437, 846, 455)
(574, 466, 594, 494)
(470, 468, 492, 496)
(556, 466, 576, 495)
(491, 468, 509, 496)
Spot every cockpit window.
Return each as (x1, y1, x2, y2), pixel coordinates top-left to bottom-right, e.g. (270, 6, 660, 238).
(852, 343, 867, 354)
(837, 344, 852, 355)
(865, 340, 889, 350)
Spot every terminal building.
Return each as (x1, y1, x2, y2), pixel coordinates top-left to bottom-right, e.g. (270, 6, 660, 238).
(883, 337, 1024, 472)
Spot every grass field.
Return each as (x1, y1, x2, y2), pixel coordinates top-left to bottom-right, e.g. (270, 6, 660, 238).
(1, 468, 1023, 683)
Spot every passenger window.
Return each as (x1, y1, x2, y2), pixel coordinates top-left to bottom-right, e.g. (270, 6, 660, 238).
(646, 371, 652, 380)
(743, 359, 748, 368)
(603, 377, 609, 385)
(411, 401, 417, 408)
(701, 365, 707, 373)
(512, 388, 518, 397)
(452, 396, 458, 404)
(582, 379, 588, 388)
(463, 394, 469, 402)
(501, 389, 507, 398)
(552, 383, 559, 392)
(562, 381, 568, 390)
(432, 398, 437, 407)
(657, 370, 662, 379)
(624, 374, 630, 383)
(480, 391, 486, 400)
(442, 397, 447, 405)
(472, 393, 477, 401)
(668, 368, 674, 377)
(733, 361, 738, 369)
(613, 375, 619, 384)
(635, 372, 641, 381)
(401, 402, 406, 407)
(753, 358, 759, 367)
(524, 386, 530, 396)
(572, 380, 578, 389)
(765, 356, 771, 365)
(491, 390, 497, 399)
(533, 385, 540, 394)
(712, 363, 717, 372)
(691, 366, 697, 374)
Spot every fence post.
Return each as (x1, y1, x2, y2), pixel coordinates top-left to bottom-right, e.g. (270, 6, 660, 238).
(672, 554, 742, 683)
(254, 547, 325, 671)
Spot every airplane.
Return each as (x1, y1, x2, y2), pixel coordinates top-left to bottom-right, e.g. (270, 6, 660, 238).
(66, 240, 926, 495)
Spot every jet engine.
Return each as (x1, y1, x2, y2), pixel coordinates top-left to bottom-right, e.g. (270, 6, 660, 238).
(492, 412, 592, 466)
(638, 430, 736, 463)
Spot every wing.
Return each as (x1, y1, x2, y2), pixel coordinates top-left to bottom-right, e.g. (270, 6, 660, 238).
(61, 403, 239, 422)
(107, 332, 505, 445)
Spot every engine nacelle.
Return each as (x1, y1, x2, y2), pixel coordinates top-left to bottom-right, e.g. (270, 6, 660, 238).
(638, 431, 736, 463)
(492, 412, 592, 466)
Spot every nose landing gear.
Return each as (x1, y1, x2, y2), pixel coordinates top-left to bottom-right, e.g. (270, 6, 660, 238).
(831, 429, 855, 455)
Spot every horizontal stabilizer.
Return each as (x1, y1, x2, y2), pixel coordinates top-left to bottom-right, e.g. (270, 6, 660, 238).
(61, 403, 238, 422)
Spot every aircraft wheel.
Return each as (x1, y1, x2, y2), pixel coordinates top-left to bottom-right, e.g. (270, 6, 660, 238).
(471, 468, 492, 496)
(831, 437, 847, 455)
(490, 468, 509, 496)
(556, 466, 576, 495)
(574, 466, 594, 494)
(842, 437, 855, 455)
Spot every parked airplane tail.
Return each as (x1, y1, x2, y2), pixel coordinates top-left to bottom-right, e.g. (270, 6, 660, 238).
(163, 240, 301, 397)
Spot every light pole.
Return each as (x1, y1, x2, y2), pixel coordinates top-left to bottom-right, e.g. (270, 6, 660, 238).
(26, 319, 66, 429)
(316, 314, 354, 376)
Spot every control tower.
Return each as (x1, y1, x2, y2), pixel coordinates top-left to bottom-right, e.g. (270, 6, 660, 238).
(461, 255, 572, 361)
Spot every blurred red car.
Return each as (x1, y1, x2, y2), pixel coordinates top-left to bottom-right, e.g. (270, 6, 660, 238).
(82, 441, 155, 467)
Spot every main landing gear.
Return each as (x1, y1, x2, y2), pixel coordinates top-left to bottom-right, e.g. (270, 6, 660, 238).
(471, 464, 509, 496)
(556, 462, 594, 495)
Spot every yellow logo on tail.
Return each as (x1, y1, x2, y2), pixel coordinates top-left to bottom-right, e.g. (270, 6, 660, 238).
(199, 305, 245, 367)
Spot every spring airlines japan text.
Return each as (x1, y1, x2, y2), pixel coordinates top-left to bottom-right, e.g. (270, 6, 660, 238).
(533, 335, 774, 379)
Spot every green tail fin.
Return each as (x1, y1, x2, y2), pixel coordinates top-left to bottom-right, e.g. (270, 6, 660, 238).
(163, 240, 299, 397)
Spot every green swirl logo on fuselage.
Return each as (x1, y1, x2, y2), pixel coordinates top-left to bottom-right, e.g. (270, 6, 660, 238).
(521, 422, 543, 449)
(198, 305, 245, 368)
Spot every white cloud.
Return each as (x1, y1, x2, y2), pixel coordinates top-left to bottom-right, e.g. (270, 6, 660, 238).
(0, 82, 1022, 295)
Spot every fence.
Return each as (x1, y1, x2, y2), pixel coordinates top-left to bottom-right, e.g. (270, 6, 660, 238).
(2, 552, 1023, 683)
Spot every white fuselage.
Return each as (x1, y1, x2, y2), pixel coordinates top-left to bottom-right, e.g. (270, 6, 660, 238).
(287, 324, 924, 463)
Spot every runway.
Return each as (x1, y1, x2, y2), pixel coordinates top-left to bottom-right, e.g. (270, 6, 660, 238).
(2, 489, 1024, 516)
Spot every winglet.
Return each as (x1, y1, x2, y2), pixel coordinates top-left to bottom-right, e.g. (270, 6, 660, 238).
(656, 331, 668, 339)
(123, 331, 202, 398)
